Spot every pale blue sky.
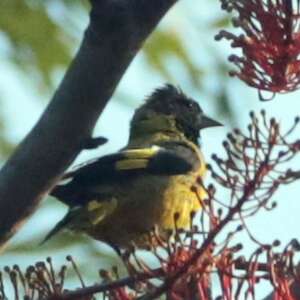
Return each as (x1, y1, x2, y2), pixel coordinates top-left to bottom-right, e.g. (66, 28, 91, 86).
(1, 1, 300, 298)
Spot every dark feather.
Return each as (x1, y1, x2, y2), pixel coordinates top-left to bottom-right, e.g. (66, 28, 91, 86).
(40, 207, 80, 245)
(50, 142, 199, 207)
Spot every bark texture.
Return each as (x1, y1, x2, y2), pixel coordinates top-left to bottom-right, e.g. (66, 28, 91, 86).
(0, 0, 177, 248)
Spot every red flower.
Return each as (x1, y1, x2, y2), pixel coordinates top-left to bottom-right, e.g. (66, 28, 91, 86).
(215, 0, 300, 100)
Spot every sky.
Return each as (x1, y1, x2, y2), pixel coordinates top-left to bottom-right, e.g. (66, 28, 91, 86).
(0, 1, 300, 298)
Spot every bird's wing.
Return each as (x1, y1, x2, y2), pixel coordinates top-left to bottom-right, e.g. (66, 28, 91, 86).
(50, 142, 200, 206)
(41, 198, 117, 245)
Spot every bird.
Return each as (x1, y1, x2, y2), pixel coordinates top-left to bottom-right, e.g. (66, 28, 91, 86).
(44, 84, 222, 250)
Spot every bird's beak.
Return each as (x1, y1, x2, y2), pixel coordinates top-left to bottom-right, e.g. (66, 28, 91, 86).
(200, 114, 223, 129)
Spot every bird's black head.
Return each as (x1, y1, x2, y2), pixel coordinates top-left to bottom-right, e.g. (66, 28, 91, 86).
(131, 84, 222, 144)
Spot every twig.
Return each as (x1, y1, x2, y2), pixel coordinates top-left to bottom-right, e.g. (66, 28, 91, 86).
(49, 268, 164, 300)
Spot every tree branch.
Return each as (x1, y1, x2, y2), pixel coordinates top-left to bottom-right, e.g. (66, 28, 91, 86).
(48, 268, 163, 300)
(0, 0, 177, 248)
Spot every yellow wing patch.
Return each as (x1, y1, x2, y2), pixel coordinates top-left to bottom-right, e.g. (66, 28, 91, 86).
(121, 146, 160, 159)
(115, 159, 148, 170)
(115, 146, 160, 170)
(87, 198, 117, 225)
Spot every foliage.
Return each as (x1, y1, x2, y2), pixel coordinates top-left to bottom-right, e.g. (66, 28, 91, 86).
(0, 1, 76, 89)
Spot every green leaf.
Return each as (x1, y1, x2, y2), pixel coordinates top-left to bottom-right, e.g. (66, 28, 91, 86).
(0, 1, 73, 89)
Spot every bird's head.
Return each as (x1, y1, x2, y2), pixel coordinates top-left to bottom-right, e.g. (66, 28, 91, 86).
(131, 84, 222, 144)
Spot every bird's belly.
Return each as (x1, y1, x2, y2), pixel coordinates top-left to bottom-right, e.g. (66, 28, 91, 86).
(88, 174, 205, 247)
(159, 175, 202, 229)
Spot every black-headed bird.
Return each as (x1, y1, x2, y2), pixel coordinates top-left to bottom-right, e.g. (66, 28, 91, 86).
(45, 84, 222, 249)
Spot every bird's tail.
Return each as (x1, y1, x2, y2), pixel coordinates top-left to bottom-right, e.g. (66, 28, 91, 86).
(50, 183, 82, 207)
(40, 207, 80, 245)
(50, 184, 70, 201)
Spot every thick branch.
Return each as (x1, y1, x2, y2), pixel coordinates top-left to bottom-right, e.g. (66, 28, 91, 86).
(0, 0, 177, 248)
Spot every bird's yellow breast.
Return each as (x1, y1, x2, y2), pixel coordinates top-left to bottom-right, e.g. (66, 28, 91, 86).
(160, 146, 206, 229)
(159, 171, 205, 229)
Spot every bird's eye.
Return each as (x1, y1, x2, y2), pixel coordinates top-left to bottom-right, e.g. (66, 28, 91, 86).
(188, 102, 198, 110)
(184, 101, 194, 109)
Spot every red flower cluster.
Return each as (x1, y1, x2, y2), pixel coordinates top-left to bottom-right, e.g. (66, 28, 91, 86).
(215, 0, 300, 100)
(2, 113, 300, 300)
